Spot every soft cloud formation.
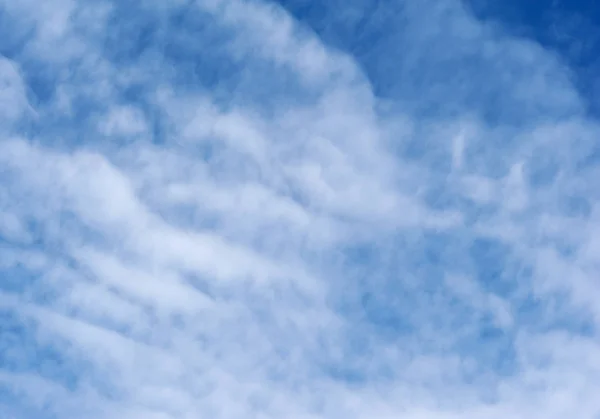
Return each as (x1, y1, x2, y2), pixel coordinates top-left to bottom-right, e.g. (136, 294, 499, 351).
(1, 0, 599, 418)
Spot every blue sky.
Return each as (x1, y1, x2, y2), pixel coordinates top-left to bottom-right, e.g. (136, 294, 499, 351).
(1, 0, 600, 418)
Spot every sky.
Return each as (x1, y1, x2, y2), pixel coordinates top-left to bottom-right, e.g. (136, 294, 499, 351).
(1, 0, 600, 418)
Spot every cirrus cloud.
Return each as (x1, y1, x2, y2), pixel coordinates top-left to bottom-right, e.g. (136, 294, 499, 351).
(1, 0, 600, 418)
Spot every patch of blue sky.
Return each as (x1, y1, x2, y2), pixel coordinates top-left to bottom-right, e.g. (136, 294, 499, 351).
(276, 0, 583, 124)
(466, 0, 600, 114)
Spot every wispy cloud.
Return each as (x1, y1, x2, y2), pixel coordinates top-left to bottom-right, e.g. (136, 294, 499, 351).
(1, 0, 600, 417)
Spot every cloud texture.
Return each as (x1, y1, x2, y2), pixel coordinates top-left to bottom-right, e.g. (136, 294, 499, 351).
(1, 0, 600, 418)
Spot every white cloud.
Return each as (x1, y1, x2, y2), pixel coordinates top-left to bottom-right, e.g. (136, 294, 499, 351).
(1, 0, 600, 418)
(0, 57, 30, 123)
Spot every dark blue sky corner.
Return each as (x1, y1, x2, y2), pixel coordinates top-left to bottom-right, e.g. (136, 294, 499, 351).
(274, 0, 600, 120)
(463, 0, 600, 117)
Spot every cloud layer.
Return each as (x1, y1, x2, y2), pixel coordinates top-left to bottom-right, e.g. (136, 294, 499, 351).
(1, 0, 600, 418)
